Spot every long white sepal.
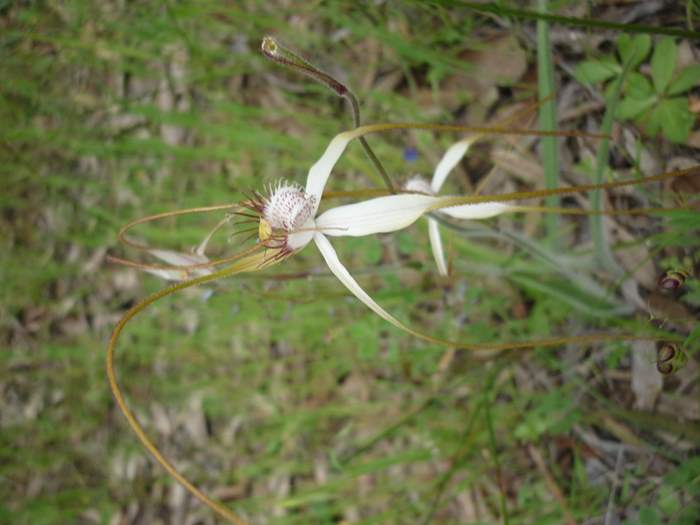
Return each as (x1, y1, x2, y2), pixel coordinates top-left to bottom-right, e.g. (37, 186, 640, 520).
(314, 233, 410, 331)
(305, 130, 355, 212)
(146, 249, 212, 281)
(427, 217, 448, 276)
(431, 139, 473, 193)
(439, 202, 514, 220)
(316, 194, 441, 237)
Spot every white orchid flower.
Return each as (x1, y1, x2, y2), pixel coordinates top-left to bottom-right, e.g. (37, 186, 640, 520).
(235, 127, 514, 336)
(127, 123, 649, 340)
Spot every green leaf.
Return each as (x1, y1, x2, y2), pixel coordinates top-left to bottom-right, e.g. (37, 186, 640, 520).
(668, 64, 700, 96)
(658, 97, 694, 143)
(617, 34, 651, 70)
(604, 80, 617, 102)
(639, 506, 661, 525)
(665, 456, 700, 493)
(651, 37, 677, 93)
(514, 390, 579, 441)
(617, 96, 656, 120)
(643, 105, 663, 136)
(625, 71, 654, 98)
(657, 484, 681, 515)
(574, 58, 619, 85)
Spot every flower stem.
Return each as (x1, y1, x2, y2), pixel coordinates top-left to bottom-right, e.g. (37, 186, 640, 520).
(107, 248, 285, 525)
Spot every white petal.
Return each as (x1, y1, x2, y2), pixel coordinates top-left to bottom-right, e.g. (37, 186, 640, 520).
(305, 130, 355, 211)
(314, 233, 496, 351)
(316, 194, 441, 237)
(427, 217, 448, 276)
(439, 202, 514, 220)
(149, 248, 209, 267)
(431, 139, 473, 193)
(195, 216, 231, 256)
(314, 233, 410, 331)
(146, 249, 213, 281)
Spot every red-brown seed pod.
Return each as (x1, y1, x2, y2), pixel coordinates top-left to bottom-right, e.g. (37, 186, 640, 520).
(657, 270, 689, 291)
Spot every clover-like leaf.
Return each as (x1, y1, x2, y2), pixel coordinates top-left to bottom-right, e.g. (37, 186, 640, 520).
(625, 71, 654, 99)
(657, 97, 694, 143)
(651, 37, 677, 94)
(644, 105, 663, 136)
(617, 33, 651, 70)
(617, 96, 656, 120)
(668, 64, 700, 96)
(574, 57, 619, 85)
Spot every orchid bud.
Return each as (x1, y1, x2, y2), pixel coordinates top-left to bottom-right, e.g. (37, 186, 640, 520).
(261, 36, 347, 97)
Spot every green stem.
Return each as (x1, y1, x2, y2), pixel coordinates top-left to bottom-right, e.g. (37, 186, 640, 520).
(537, 0, 560, 247)
(456, 1, 700, 39)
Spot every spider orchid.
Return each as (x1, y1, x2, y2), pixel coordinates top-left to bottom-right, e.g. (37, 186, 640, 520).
(122, 123, 588, 347)
(113, 122, 698, 351)
(136, 135, 490, 280)
(109, 122, 697, 525)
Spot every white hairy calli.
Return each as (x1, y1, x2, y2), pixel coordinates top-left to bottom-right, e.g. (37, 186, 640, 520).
(256, 182, 317, 252)
(262, 182, 316, 232)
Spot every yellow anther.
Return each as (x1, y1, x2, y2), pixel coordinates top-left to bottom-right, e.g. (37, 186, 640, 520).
(258, 218, 272, 242)
(261, 36, 278, 55)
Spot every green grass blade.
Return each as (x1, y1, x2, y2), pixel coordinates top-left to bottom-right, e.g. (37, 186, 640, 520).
(537, 0, 561, 247)
(485, 393, 510, 525)
(453, 1, 700, 39)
